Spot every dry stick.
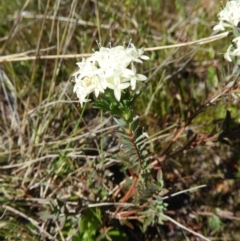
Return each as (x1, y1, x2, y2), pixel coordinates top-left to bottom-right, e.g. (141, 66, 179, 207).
(0, 46, 55, 60)
(2, 205, 55, 240)
(111, 176, 139, 219)
(197, 211, 240, 221)
(87, 202, 134, 208)
(16, 13, 111, 29)
(162, 184, 207, 201)
(55, 221, 66, 241)
(0, 32, 229, 63)
(145, 31, 229, 51)
(0, 53, 91, 62)
(161, 213, 211, 241)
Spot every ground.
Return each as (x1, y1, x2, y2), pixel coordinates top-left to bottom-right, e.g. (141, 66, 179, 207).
(0, 0, 240, 240)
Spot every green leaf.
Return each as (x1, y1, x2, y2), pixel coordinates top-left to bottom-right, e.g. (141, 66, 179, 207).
(220, 110, 231, 132)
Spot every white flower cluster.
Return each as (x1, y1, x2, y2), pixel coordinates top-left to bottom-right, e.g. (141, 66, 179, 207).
(213, 0, 240, 61)
(213, 0, 240, 31)
(73, 44, 149, 106)
(224, 36, 240, 61)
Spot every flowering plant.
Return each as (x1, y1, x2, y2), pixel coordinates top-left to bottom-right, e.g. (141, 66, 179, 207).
(73, 44, 149, 107)
(213, 0, 240, 31)
(72, 43, 168, 229)
(213, 0, 240, 61)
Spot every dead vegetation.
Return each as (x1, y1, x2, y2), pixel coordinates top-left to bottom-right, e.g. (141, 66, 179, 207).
(0, 0, 240, 240)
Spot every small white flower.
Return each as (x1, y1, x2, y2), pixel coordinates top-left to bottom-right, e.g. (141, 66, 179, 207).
(213, 0, 240, 31)
(232, 36, 240, 52)
(73, 43, 148, 106)
(224, 44, 234, 62)
(213, 1, 240, 61)
(106, 74, 130, 101)
(73, 84, 91, 106)
(126, 43, 150, 63)
(129, 64, 147, 90)
(73, 60, 106, 92)
(223, 36, 240, 61)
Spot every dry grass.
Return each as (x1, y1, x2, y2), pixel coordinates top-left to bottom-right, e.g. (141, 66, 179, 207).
(0, 0, 240, 240)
